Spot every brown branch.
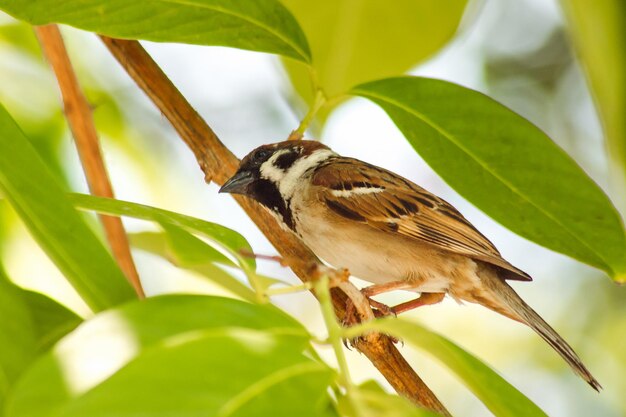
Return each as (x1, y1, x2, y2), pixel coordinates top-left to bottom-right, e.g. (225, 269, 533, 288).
(100, 36, 450, 416)
(36, 25, 145, 299)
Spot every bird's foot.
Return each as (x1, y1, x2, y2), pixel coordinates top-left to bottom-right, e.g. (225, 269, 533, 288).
(342, 293, 400, 346)
(342, 291, 397, 326)
(367, 298, 397, 318)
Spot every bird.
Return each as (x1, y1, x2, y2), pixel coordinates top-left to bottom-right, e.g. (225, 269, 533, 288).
(219, 139, 600, 390)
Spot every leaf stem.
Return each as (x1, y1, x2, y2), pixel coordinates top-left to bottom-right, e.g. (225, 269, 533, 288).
(342, 320, 379, 341)
(315, 275, 363, 417)
(233, 254, 266, 304)
(264, 282, 312, 296)
(289, 89, 326, 140)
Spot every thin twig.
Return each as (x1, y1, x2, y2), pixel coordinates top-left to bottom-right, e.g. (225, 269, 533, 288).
(36, 26, 144, 298)
(99, 36, 450, 416)
(288, 89, 326, 141)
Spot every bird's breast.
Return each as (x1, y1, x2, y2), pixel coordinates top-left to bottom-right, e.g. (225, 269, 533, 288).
(291, 196, 472, 293)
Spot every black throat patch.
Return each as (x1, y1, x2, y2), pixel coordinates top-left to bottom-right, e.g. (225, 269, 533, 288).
(251, 179, 294, 230)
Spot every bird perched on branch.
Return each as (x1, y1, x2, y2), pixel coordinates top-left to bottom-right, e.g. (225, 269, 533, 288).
(220, 139, 600, 390)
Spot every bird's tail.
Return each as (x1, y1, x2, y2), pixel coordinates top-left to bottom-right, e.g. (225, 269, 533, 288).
(479, 270, 601, 391)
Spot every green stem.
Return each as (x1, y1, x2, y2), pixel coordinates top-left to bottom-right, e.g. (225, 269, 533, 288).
(264, 282, 311, 296)
(323, 93, 349, 109)
(291, 63, 348, 140)
(315, 275, 363, 417)
(292, 89, 326, 139)
(231, 252, 267, 304)
(342, 320, 380, 341)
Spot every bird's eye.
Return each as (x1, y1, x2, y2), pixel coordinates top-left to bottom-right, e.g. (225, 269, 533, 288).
(254, 149, 270, 160)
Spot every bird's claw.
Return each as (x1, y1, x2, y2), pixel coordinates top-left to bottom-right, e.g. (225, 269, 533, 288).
(341, 293, 401, 346)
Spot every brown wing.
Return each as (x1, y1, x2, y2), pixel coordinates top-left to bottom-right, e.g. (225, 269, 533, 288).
(312, 158, 531, 281)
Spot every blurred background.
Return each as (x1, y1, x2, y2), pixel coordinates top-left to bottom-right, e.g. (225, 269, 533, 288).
(0, 0, 624, 416)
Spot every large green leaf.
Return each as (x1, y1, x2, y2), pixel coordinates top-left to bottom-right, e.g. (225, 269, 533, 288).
(346, 319, 548, 417)
(352, 77, 626, 281)
(54, 331, 335, 417)
(0, 104, 135, 310)
(5, 295, 336, 417)
(0, 0, 311, 62)
(68, 193, 255, 270)
(281, 0, 468, 119)
(561, 0, 626, 211)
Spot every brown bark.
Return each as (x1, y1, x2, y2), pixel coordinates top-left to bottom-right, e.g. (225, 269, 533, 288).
(36, 26, 144, 298)
(100, 36, 450, 416)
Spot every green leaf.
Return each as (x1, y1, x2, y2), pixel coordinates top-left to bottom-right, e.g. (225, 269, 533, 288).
(338, 380, 440, 417)
(561, 0, 626, 215)
(17, 289, 82, 351)
(280, 0, 468, 119)
(0, 277, 80, 410)
(161, 223, 236, 267)
(347, 318, 548, 417)
(0, 0, 311, 62)
(0, 281, 37, 410)
(0, 104, 135, 311)
(6, 295, 336, 417)
(0, 22, 42, 57)
(352, 76, 626, 280)
(68, 193, 255, 270)
(58, 331, 335, 417)
(129, 231, 257, 302)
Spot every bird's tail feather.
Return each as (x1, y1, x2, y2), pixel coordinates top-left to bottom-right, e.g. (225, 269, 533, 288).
(480, 271, 601, 391)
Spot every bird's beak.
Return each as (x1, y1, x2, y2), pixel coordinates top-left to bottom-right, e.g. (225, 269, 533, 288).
(219, 170, 254, 195)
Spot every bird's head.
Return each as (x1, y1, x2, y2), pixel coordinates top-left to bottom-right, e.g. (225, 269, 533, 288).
(219, 140, 335, 228)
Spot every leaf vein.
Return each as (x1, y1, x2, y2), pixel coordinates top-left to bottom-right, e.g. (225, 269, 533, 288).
(153, 0, 309, 61)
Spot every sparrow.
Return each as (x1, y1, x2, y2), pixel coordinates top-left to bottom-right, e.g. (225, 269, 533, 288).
(220, 139, 600, 390)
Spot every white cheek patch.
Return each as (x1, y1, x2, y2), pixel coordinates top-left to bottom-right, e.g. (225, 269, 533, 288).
(259, 149, 290, 184)
(331, 187, 385, 198)
(260, 149, 335, 199)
